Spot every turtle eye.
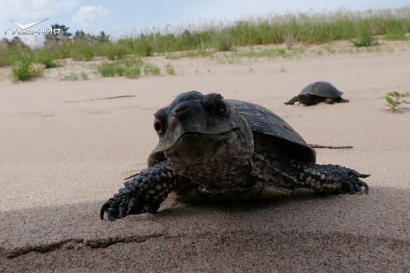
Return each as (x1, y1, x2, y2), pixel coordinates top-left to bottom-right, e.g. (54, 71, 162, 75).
(154, 119, 163, 135)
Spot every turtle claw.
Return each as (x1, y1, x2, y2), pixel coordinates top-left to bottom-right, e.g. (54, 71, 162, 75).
(100, 196, 149, 221)
(100, 200, 112, 220)
(100, 198, 120, 221)
(337, 170, 369, 195)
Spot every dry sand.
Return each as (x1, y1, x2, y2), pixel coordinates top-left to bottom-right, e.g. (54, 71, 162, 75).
(1, 41, 409, 272)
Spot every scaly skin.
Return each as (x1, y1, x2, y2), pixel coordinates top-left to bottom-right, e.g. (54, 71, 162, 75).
(289, 160, 369, 193)
(101, 156, 368, 221)
(101, 161, 177, 221)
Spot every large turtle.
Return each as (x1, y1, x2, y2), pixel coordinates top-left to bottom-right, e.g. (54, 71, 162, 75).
(101, 91, 369, 221)
(285, 81, 349, 105)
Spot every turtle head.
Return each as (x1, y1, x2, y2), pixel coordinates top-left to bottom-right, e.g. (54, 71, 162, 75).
(153, 91, 253, 153)
(152, 91, 254, 186)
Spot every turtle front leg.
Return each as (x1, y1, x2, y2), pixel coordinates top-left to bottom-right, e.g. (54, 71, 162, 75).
(100, 161, 185, 221)
(290, 161, 369, 194)
(335, 97, 349, 103)
(284, 96, 299, 105)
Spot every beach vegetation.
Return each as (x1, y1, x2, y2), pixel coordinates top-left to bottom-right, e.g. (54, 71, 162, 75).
(143, 64, 161, 75)
(378, 91, 410, 113)
(1, 7, 410, 81)
(96, 58, 144, 78)
(165, 64, 175, 75)
(58, 71, 89, 81)
(124, 67, 141, 78)
(351, 22, 378, 47)
(11, 55, 44, 81)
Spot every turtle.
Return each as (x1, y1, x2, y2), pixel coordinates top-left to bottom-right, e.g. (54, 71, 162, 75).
(285, 81, 349, 105)
(100, 91, 369, 221)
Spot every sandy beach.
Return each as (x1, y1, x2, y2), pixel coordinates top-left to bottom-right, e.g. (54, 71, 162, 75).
(1, 41, 409, 272)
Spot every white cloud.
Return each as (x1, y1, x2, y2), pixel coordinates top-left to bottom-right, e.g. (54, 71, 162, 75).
(72, 6, 107, 26)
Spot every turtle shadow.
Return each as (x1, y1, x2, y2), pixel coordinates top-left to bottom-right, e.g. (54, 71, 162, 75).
(157, 189, 333, 216)
(1, 186, 408, 262)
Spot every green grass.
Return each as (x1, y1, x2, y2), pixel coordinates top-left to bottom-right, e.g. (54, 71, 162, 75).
(165, 64, 175, 75)
(96, 58, 144, 78)
(143, 64, 161, 76)
(1, 7, 410, 77)
(351, 21, 378, 47)
(59, 71, 89, 81)
(166, 49, 213, 59)
(96, 58, 163, 78)
(124, 67, 141, 78)
(11, 55, 44, 81)
(34, 49, 60, 68)
(70, 42, 94, 61)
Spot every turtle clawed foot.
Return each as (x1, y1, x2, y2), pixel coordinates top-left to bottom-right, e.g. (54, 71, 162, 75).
(100, 196, 149, 221)
(335, 170, 370, 195)
(100, 200, 116, 221)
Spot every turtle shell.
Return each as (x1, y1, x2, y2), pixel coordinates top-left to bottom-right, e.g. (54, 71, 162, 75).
(227, 99, 316, 163)
(300, 81, 343, 99)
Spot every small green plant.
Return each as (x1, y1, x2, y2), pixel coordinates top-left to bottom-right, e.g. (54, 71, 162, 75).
(81, 72, 89, 80)
(214, 32, 233, 51)
(384, 21, 407, 41)
(143, 64, 161, 75)
(378, 91, 410, 113)
(72, 43, 94, 61)
(103, 42, 127, 60)
(61, 72, 79, 81)
(384, 28, 407, 40)
(12, 58, 31, 81)
(12, 57, 44, 81)
(165, 64, 175, 75)
(124, 67, 141, 78)
(37, 53, 58, 68)
(97, 58, 144, 78)
(351, 23, 378, 47)
(59, 71, 89, 81)
(97, 62, 117, 77)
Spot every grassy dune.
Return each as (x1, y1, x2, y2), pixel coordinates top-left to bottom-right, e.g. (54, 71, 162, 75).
(1, 8, 409, 80)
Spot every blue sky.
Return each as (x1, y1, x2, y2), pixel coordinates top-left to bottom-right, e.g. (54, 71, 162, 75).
(1, 0, 409, 46)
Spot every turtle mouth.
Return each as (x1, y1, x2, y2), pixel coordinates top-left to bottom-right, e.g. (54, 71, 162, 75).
(162, 129, 236, 154)
(160, 128, 245, 162)
(153, 126, 238, 153)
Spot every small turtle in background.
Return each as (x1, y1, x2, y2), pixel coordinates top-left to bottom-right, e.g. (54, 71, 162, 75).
(285, 81, 349, 106)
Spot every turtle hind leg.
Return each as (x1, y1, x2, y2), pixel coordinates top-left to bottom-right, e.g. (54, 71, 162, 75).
(289, 161, 369, 194)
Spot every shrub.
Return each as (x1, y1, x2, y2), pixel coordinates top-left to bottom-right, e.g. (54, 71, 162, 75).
(12, 56, 44, 81)
(165, 64, 175, 75)
(143, 64, 161, 75)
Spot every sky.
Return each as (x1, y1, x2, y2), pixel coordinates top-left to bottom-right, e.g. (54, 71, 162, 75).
(1, 0, 409, 46)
